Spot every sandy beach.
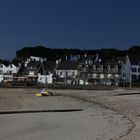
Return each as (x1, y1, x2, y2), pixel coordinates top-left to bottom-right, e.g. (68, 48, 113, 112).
(0, 88, 140, 139)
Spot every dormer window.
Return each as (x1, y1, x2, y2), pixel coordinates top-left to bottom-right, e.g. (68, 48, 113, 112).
(115, 65, 118, 72)
(107, 65, 110, 71)
(72, 72, 75, 76)
(92, 65, 96, 70)
(100, 65, 103, 71)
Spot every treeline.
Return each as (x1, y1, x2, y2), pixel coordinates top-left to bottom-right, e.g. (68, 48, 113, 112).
(15, 45, 140, 61)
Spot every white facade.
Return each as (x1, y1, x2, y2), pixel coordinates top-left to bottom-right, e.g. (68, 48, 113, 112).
(0, 64, 7, 73)
(7, 64, 20, 74)
(100, 74, 104, 79)
(131, 65, 140, 81)
(0, 74, 4, 82)
(0, 63, 21, 82)
(122, 56, 140, 82)
(56, 70, 78, 78)
(29, 71, 36, 76)
(79, 79, 84, 85)
(0, 64, 20, 75)
(25, 56, 47, 67)
(122, 56, 131, 82)
(37, 73, 53, 84)
(30, 56, 47, 62)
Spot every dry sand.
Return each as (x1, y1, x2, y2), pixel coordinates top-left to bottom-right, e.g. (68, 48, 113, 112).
(52, 88, 140, 140)
(0, 88, 140, 139)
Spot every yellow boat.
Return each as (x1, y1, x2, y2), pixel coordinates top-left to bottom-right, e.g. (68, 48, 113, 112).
(35, 93, 43, 97)
(35, 89, 51, 97)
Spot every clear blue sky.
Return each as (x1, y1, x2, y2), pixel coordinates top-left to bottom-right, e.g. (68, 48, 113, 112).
(0, 0, 140, 59)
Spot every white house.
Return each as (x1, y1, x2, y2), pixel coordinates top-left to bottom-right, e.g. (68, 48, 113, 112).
(122, 55, 140, 84)
(56, 61, 80, 84)
(25, 56, 47, 67)
(79, 62, 121, 86)
(37, 61, 57, 84)
(131, 65, 140, 81)
(0, 70, 4, 82)
(0, 63, 21, 82)
(6, 64, 20, 75)
(0, 64, 7, 73)
(37, 73, 53, 84)
(121, 55, 131, 83)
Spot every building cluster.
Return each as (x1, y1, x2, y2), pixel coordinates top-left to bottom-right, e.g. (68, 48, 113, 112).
(0, 54, 139, 86)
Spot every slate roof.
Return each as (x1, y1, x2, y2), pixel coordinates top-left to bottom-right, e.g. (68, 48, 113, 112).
(103, 60, 122, 66)
(27, 61, 41, 68)
(80, 55, 96, 61)
(57, 61, 80, 70)
(129, 57, 140, 65)
(16, 64, 26, 76)
(117, 55, 140, 65)
(0, 62, 9, 67)
(43, 61, 56, 73)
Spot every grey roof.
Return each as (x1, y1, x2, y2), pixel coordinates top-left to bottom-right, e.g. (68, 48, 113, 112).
(43, 61, 56, 73)
(116, 55, 140, 65)
(57, 61, 80, 70)
(103, 61, 121, 66)
(27, 61, 41, 67)
(81, 55, 96, 61)
(17, 64, 27, 76)
(115, 56, 126, 62)
(130, 58, 140, 65)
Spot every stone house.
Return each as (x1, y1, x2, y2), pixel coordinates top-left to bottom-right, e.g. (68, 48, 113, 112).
(56, 61, 81, 84)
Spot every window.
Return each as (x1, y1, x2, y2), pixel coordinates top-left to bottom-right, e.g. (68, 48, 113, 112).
(115, 74, 119, 78)
(10, 65, 12, 68)
(88, 74, 92, 78)
(93, 74, 97, 78)
(107, 74, 112, 78)
(123, 73, 126, 77)
(92, 65, 96, 71)
(132, 67, 137, 72)
(9, 71, 12, 75)
(115, 65, 118, 72)
(107, 65, 110, 71)
(138, 68, 140, 73)
(66, 72, 68, 76)
(72, 72, 75, 76)
(100, 65, 103, 71)
(100, 74, 104, 79)
(80, 73, 85, 78)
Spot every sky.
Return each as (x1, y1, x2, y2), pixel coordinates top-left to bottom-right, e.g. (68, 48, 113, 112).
(0, 0, 140, 59)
